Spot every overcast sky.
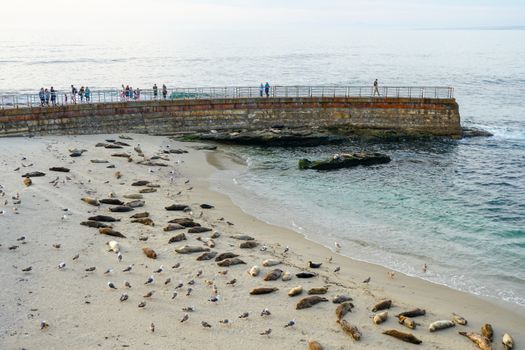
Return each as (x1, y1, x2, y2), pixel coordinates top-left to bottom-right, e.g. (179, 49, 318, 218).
(1, 0, 524, 39)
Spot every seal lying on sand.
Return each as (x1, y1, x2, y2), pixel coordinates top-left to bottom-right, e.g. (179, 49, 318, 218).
(296, 296, 328, 310)
(383, 329, 422, 344)
(337, 319, 361, 341)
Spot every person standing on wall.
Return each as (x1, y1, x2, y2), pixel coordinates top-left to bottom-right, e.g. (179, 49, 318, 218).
(71, 85, 78, 104)
(44, 88, 50, 106)
(264, 82, 270, 98)
(85, 87, 91, 103)
(50, 86, 57, 106)
(79, 86, 85, 103)
(153, 84, 158, 99)
(39, 88, 45, 106)
(373, 79, 380, 97)
(162, 84, 167, 99)
(259, 83, 264, 97)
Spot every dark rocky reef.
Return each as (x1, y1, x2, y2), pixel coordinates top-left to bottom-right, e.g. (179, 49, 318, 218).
(176, 128, 346, 147)
(299, 152, 391, 171)
(461, 127, 493, 138)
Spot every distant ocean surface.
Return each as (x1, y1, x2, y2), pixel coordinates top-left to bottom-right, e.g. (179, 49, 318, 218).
(1, 29, 524, 306)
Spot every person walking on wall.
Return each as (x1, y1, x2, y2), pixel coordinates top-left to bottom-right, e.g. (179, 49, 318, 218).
(259, 83, 264, 97)
(85, 87, 91, 103)
(373, 79, 380, 97)
(39, 88, 45, 106)
(162, 84, 167, 99)
(50, 86, 57, 106)
(264, 82, 270, 98)
(153, 84, 158, 99)
(71, 85, 78, 104)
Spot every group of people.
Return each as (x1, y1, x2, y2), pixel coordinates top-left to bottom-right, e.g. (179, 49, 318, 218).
(69, 85, 91, 104)
(259, 82, 271, 97)
(152, 84, 169, 99)
(38, 87, 58, 106)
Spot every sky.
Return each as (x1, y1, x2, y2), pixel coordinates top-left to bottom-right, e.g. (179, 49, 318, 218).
(0, 0, 524, 40)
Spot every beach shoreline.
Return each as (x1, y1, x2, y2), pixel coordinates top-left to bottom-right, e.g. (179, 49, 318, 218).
(1, 133, 522, 349)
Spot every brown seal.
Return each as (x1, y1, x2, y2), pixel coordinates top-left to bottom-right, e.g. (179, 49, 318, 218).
(164, 223, 185, 231)
(81, 197, 99, 206)
(296, 296, 328, 310)
(308, 287, 328, 295)
(168, 233, 187, 243)
(88, 215, 120, 222)
(143, 247, 157, 259)
(131, 218, 154, 226)
(110, 206, 134, 212)
(175, 245, 210, 254)
(481, 324, 493, 342)
(308, 340, 324, 350)
(383, 329, 422, 344)
(99, 228, 126, 238)
(395, 308, 425, 318)
(217, 258, 246, 267)
(335, 302, 354, 320)
(130, 212, 149, 218)
(459, 331, 491, 350)
(188, 227, 212, 233)
(337, 319, 361, 341)
(196, 251, 218, 261)
(99, 198, 124, 205)
(240, 241, 258, 249)
(80, 221, 111, 229)
(215, 252, 239, 262)
(250, 287, 278, 295)
(264, 269, 283, 281)
(398, 315, 416, 329)
(371, 300, 392, 312)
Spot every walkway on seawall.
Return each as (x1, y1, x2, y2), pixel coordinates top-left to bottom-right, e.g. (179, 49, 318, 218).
(0, 86, 460, 137)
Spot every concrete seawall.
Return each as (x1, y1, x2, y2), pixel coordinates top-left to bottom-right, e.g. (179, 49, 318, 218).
(0, 97, 461, 137)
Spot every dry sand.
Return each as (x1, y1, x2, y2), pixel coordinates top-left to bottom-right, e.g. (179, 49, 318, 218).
(0, 133, 523, 350)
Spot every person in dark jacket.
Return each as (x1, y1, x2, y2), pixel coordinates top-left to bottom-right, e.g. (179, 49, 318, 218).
(38, 88, 45, 106)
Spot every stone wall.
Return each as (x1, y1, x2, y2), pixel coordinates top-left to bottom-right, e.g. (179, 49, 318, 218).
(0, 97, 461, 137)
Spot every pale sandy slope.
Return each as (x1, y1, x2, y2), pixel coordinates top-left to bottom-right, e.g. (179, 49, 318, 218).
(0, 134, 522, 350)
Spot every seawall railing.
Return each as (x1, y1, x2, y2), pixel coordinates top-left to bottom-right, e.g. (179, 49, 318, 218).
(0, 86, 454, 109)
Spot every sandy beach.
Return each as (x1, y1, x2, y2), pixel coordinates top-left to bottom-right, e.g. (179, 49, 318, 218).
(0, 133, 523, 350)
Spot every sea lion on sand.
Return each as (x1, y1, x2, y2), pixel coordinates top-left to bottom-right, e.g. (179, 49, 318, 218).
(49, 167, 70, 172)
(90, 159, 109, 163)
(215, 252, 239, 262)
(200, 204, 214, 209)
(140, 188, 157, 193)
(231, 234, 255, 241)
(459, 331, 492, 350)
(107, 240, 120, 253)
(240, 241, 258, 249)
(296, 296, 328, 310)
(335, 302, 354, 320)
(110, 206, 134, 212)
(372, 299, 392, 312)
(165, 204, 190, 211)
(168, 233, 187, 243)
(288, 286, 303, 297)
(373, 311, 388, 324)
(88, 215, 120, 222)
(126, 200, 145, 208)
(175, 245, 210, 254)
(99, 198, 124, 205)
(383, 329, 422, 344)
(249, 265, 260, 277)
(296, 272, 316, 278)
(217, 258, 246, 267)
(264, 269, 283, 281)
(250, 287, 278, 295)
(81, 221, 111, 229)
(131, 218, 154, 226)
(282, 271, 292, 281)
(395, 308, 425, 318)
(99, 228, 126, 238)
(332, 295, 353, 304)
(503, 333, 514, 349)
(429, 320, 455, 332)
(21, 171, 46, 177)
(169, 218, 199, 227)
(308, 340, 323, 350)
(337, 319, 361, 341)
(308, 287, 328, 295)
(188, 227, 212, 233)
(398, 315, 416, 329)
(481, 324, 494, 342)
(452, 313, 468, 325)
(23, 177, 32, 187)
(81, 197, 100, 206)
(262, 259, 281, 267)
(143, 247, 157, 259)
(130, 212, 149, 218)
(111, 153, 131, 158)
(196, 251, 218, 261)
(164, 224, 185, 231)
(132, 180, 150, 186)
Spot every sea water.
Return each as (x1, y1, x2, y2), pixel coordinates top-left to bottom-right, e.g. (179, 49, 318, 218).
(1, 29, 524, 306)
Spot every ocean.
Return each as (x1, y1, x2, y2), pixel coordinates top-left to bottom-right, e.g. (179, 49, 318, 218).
(1, 29, 524, 306)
